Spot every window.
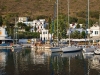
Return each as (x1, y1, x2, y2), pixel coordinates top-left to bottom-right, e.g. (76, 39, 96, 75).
(95, 31, 96, 34)
(95, 31, 98, 35)
(97, 31, 98, 34)
(43, 32, 45, 34)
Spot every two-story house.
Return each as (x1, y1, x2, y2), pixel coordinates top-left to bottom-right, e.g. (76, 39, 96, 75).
(89, 22, 100, 43)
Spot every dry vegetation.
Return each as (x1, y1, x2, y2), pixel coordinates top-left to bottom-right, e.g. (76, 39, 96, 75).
(0, 0, 100, 19)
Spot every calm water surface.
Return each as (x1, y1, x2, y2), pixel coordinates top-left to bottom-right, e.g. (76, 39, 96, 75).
(0, 48, 100, 75)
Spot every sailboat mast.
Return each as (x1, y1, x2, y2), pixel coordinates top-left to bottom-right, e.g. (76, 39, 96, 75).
(88, 0, 89, 29)
(98, 14, 100, 42)
(68, 0, 70, 46)
(14, 17, 17, 45)
(88, 0, 90, 44)
(57, 0, 59, 44)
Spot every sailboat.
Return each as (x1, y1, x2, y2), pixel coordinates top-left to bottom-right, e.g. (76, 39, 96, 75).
(50, 0, 62, 53)
(11, 17, 22, 51)
(61, 0, 82, 53)
(82, 0, 96, 54)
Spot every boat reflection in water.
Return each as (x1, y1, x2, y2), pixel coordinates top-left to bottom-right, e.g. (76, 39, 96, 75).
(83, 53, 100, 75)
(30, 48, 51, 64)
(0, 49, 12, 75)
(0, 51, 7, 74)
(89, 55, 100, 72)
(0, 48, 100, 75)
(50, 51, 83, 75)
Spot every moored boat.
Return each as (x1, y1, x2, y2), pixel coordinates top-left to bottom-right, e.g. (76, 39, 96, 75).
(50, 46, 62, 53)
(82, 45, 96, 53)
(61, 46, 82, 53)
(94, 48, 100, 55)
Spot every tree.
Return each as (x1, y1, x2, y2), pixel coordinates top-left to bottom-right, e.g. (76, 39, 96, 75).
(81, 31, 86, 38)
(0, 16, 3, 26)
(70, 17, 78, 23)
(78, 18, 85, 24)
(17, 22, 26, 28)
(34, 25, 37, 32)
(76, 24, 80, 28)
(25, 26, 31, 31)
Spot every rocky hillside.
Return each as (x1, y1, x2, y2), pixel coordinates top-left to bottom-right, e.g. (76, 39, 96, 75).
(0, 0, 100, 19)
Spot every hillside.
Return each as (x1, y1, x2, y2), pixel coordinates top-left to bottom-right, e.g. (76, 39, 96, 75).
(0, 0, 100, 20)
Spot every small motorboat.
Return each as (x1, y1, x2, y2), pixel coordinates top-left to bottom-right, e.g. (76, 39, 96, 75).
(94, 48, 100, 55)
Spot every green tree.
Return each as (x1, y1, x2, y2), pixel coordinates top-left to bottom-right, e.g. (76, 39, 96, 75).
(81, 31, 86, 38)
(78, 18, 85, 24)
(0, 16, 3, 26)
(70, 17, 78, 23)
(34, 25, 37, 32)
(17, 22, 26, 29)
(25, 26, 31, 31)
(76, 24, 80, 28)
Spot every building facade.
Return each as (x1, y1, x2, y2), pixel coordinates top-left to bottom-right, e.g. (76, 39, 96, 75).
(18, 17, 46, 33)
(89, 22, 100, 42)
(40, 29, 53, 41)
(0, 27, 12, 44)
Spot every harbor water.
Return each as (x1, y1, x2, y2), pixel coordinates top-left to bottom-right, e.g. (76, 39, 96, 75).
(0, 48, 100, 75)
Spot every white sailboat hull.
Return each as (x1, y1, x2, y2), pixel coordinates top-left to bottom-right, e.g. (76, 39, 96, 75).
(50, 47, 62, 53)
(61, 46, 82, 53)
(83, 47, 96, 53)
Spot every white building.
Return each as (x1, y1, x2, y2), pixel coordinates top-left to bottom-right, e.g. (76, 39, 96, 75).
(30, 19, 46, 32)
(89, 22, 100, 41)
(18, 17, 28, 22)
(32, 19, 46, 32)
(70, 23, 77, 28)
(0, 27, 13, 44)
(18, 17, 46, 33)
(0, 27, 8, 39)
(67, 23, 85, 34)
(69, 28, 85, 34)
(90, 23, 100, 37)
(40, 29, 53, 41)
(70, 23, 83, 28)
